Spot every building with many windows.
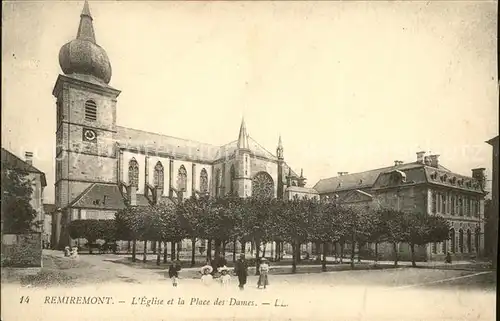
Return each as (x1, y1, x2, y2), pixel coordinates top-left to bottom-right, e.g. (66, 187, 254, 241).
(51, 1, 311, 249)
(314, 152, 487, 261)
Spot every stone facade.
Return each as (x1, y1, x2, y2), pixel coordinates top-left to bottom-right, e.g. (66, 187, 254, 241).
(314, 153, 487, 261)
(51, 2, 307, 248)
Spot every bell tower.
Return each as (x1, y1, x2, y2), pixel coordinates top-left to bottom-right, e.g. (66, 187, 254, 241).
(53, 1, 121, 247)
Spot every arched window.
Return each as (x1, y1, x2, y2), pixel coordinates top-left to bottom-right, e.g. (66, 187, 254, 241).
(215, 169, 221, 197)
(450, 229, 456, 253)
(466, 229, 472, 253)
(431, 192, 437, 214)
(200, 168, 208, 193)
(458, 229, 464, 253)
(252, 171, 274, 199)
(153, 161, 164, 190)
(84, 100, 97, 121)
(230, 165, 236, 194)
(474, 227, 480, 253)
(432, 242, 437, 254)
(177, 165, 187, 191)
(451, 195, 455, 215)
(128, 158, 139, 189)
(458, 197, 463, 216)
(441, 240, 447, 254)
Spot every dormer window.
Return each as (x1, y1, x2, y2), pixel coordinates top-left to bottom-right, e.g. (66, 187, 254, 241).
(450, 177, 456, 185)
(85, 100, 97, 121)
(430, 172, 438, 180)
(441, 174, 448, 182)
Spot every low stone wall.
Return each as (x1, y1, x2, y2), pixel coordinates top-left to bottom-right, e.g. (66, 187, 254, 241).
(1, 233, 42, 268)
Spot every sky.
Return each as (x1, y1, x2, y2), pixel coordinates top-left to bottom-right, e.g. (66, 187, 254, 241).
(2, 1, 498, 204)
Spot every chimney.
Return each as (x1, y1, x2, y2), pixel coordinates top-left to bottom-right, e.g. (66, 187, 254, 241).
(416, 151, 426, 164)
(394, 160, 403, 166)
(25, 151, 33, 166)
(129, 186, 137, 206)
(429, 155, 440, 168)
(471, 168, 486, 190)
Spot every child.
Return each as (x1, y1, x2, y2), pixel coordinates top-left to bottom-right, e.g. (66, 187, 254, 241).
(218, 266, 231, 288)
(168, 262, 180, 287)
(200, 265, 213, 286)
(257, 258, 270, 289)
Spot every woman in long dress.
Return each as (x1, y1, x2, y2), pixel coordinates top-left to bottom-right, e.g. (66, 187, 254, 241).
(257, 258, 270, 289)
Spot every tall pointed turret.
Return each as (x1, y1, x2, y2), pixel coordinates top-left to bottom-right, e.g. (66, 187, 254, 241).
(77, 0, 96, 43)
(237, 118, 250, 150)
(277, 135, 284, 160)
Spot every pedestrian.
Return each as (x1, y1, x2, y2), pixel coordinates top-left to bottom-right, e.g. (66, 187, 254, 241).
(257, 258, 270, 289)
(168, 262, 181, 287)
(200, 264, 214, 286)
(234, 254, 248, 290)
(445, 252, 452, 264)
(218, 266, 231, 288)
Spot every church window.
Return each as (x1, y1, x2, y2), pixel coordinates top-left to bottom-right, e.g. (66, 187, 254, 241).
(200, 168, 208, 193)
(252, 171, 274, 199)
(230, 165, 235, 194)
(177, 165, 187, 191)
(84, 100, 97, 121)
(128, 158, 139, 189)
(153, 161, 164, 190)
(215, 169, 221, 198)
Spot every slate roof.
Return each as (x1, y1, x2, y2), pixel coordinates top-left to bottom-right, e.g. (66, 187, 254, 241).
(69, 183, 127, 210)
(117, 126, 284, 164)
(313, 161, 477, 195)
(1, 148, 47, 187)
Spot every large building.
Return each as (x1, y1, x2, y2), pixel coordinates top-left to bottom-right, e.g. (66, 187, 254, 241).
(1, 148, 47, 234)
(314, 152, 487, 261)
(52, 1, 312, 249)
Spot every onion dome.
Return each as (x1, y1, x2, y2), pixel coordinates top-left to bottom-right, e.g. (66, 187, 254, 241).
(58, 1, 112, 84)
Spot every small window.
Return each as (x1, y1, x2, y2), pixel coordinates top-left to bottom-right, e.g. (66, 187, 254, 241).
(85, 100, 97, 121)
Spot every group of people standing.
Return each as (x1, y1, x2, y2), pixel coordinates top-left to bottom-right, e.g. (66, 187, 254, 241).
(167, 254, 271, 290)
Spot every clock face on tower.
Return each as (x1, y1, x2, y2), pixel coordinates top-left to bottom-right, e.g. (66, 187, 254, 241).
(83, 128, 97, 142)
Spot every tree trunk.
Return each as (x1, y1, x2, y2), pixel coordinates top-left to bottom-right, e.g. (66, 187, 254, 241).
(410, 243, 417, 267)
(375, 242, 379, 265)
(222, 240, 227, 257)
(296, 243, 302, 263)
(232, 239, 236, 262)
(322, 242, 328, 272)
(127, 240, 131, 253)
(393, 242, 399, 267)
(163, 241, 168, 263)
(143, 240, 147, 263)
(156, 241, 162, 266)
(214, 239, 222, 260)
(176, 242, 180, 261)
(340, 242, 344, 264)
(250, 241, 254, 255)
(152, 241, 156, 254)
(350, 241, 356, 269)
(132, 239, 137, 262)
(358, 243, 363, 263)
(191, 238, 196, 267)
(171, 241, 176, 262)
(291, 241, 297, 273)
(255, 240, 261, 276)
(262, 242, 267, 257)
(242, 241, 246, 255)
(333, 242, 338, 262)
(207, 239, 212, 261)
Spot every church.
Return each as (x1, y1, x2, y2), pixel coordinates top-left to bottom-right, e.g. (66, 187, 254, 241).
(52, 1, 317, 248)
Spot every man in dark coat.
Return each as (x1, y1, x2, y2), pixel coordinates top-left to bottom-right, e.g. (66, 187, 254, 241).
(234, 254, 248, 290)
